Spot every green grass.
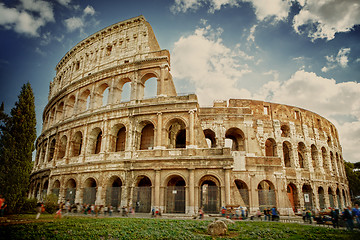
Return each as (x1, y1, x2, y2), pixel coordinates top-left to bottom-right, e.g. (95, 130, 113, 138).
(0, 215, 358, 240)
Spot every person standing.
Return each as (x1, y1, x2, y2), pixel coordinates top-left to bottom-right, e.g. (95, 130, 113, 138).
(0, 195, 6, 217)
(35, 202, 42, 219)
(330, 208, 339, 228)
(352, 204, 360, 228)
(343, 206, 354, 231)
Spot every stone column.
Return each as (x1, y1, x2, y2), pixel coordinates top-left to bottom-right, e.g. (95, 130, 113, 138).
(155, 112, 163, 149)
(158, 65, 166, 96)
(188, 110, 196, 148)
(224, 168, 231, 206)
(249, 173, 258, 213)
(96, 186, 103, 205)
(188, 168, 195, 214)
(154, 169, 161, 208)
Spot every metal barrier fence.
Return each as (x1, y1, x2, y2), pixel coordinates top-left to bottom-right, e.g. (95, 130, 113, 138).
(200, 186, 220, 214)
(83, 187, 96, 205)
(166, 186, 185, 213)
(132, 187, 151, 213)
(258, 189, 276, 211)
(106, 187, 122, 207)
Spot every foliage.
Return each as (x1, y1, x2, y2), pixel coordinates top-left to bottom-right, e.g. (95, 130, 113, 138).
(0, 217, 358, 240)
(0, 83, 37, 213)
(344, 161, 360, 203)
(20, 198, 37, 214)
(44, 194, 58, 214)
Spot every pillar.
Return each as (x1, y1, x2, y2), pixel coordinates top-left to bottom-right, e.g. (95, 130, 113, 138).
(154, 169, 161, 208)
(224, 168, 231, 206)
(188, 110, 196, 148)
(155, 112, 163, 149)
(188, 168, 195, 214)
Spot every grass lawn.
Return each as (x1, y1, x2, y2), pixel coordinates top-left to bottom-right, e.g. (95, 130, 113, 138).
(0, 214, 358, 240)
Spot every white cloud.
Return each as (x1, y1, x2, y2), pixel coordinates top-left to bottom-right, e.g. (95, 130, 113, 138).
(57, 0, 71, 6)
(171, 0, 239, 14)
(64, 5, 97, 33)
(256, 70, 360, 162)
(0, 1, 54, 37)
(244, 0, 292, 22)
(172, 23, 251, 105)
(321, 47, 351, 72)
(293, 0, 360, 41)
(84, 5, 95, 16)
(64, 17, 84, 32)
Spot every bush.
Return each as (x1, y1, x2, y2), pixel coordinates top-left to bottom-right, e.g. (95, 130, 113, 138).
(44, 194, 58, 214)
(20, 198, 37, 213)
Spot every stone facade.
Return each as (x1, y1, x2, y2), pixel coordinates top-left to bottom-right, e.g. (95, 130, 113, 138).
(29, 15, 350, 215)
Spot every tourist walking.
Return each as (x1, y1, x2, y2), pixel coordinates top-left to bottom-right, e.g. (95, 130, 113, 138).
(343, 206, 354, 231)
(352, 204, 360, 228)
(0, 195, 6, 217)
(35, 202, 43, 219)
(330, 208, 339, 228)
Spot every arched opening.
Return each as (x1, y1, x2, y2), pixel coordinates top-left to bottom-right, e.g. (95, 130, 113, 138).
(283, 141, 292, 167)
(50, 108, 56, 125)
(322, 147, 329, 170)
(41, 142, 47, 164)
(52, 180, 60, 198)
(121, 82, 131, 102)
(298, 142, 306, 168)
(167, 119, 186, 149)
(327, 136, 332, 147)
(342, 189, 347, 207)
(281, 124, 290, 137)
(83, 178, 97, 205)
(144, 77, 157, 99)
(66, 95, 75, 118)
(225, 128, 245, 151)
(330, 151, 336, 173)
(48, 139, 56, 161)
(57, 135, 67, 159)
(336, 153, 341, 176)
(166, 175, 186, 213)
(287, 183, 298, 213)
(302, 184, 313, 210)
(56, 102, 64, 121)
(65, 179, 76, 204)
(72, 131, 82, 157)
(115, 127, 126, 152)
(258, 180, 276, 211)
(102, 86, 110, 107)
(336, 188, 342, 209)
(199, 175, 220, 214)
(106, 176, 122, 208)
(139, 123, 154, 150)
(78, 89, 91, 112)
(35, 183, 41, 200)
(234, 180, 249, 208)
(328, 187, 335, 208)
(203, 129, 216, 148)
(311, 144, 318, 168)
(42, 180, 49, 200)
(265, 138, 276, 157)
(318, 187, 325, 210)
(133, 176, 152, 213)
(88, 128, 102, 154)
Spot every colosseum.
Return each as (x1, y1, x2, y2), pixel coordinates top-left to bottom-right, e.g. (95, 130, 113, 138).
(29, 15, 350, 215)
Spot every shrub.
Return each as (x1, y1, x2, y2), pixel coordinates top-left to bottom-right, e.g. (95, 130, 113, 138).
(44, 194, 58, 214)
(20, 198, 37, 213)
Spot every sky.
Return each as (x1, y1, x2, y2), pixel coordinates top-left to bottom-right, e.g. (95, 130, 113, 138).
(0, 0, 360, 163)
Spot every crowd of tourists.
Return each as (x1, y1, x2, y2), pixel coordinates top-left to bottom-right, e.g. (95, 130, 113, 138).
(220, 206, 280, 221)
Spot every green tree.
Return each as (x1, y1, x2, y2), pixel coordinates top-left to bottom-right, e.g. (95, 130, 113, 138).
(344, 161, 360, 203)
(0, 83, 36, 213)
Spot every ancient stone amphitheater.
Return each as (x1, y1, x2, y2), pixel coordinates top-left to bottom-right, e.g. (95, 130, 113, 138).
(29, 16, 350, 215)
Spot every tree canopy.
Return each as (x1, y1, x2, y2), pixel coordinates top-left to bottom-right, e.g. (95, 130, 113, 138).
(0, 83, 36, 213)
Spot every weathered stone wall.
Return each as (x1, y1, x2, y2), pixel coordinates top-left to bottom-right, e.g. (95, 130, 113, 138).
(30, 16, 350, 216)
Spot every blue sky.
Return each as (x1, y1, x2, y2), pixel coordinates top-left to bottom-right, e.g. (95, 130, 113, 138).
(0, 0, 360, 162)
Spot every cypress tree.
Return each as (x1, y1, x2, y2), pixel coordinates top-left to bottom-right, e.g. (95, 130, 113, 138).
(0, 83, 36, 212)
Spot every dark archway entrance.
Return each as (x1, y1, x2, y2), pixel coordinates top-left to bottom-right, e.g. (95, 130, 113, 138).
(65, 179, 76, 204)
(258, 180, 276, 211)
(83, 178, 97, 205)
(302, 184, 313, 210)
(106, 177, 122, 208)
(287, 183, 298, 212)
(199, 176, 220, 214)
(234, 180, 249, 208)
(133, 176, 152, 213)
(166, 176, 186, 213)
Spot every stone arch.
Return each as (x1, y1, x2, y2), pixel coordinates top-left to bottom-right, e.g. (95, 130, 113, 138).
(234, 180, 249, 208)
(281, 124, 290, 137)
(118, 77, 132, 102)
(166, 118, 186, 149)
(106, 176, 122, 207)
(50, 107, 56, 125)
(66, 95, 76, 118)
(65, 178, 76, 204)
(225, 127, 245, 151)
(298, 142, 306, 168)
(94, 82, 110, 108)
(56, 101, 64, 121)
(203, 129, 216, 148)
(83, 177, 97, 205)
(42, 180, 49, 199)
(287, 183, 299, 212)
(71, 131, 83, 157)
(115, 125, 126, 152)
(133, 175, 152, 213)
(48, 139, 56, 162)
(77, 89, 91, 112)
(330, 151, 336, 173)
(265, 138, 277, 157)
(137, 72, 159, 100)
(35, 183, 41, 200)
(199, 175, 221, 214)
(327, 136, 332, 147)
(328, 187, 335, 208)
(322, 147, 329, 170)
(139, 121, 155, 150)
(342, 189, 347, 207)
(257, 180, 276, 210)
(165, 175, 186, 213)
(336, 188, 342, 209)
(87, 127, 102, 154)
(318, 187, 326, 210)
(52, 179, 60, 198)
(57, 135, 67, 159)
(311, 144, 318, 168)
(302, 184, 313, 210)
(283, 141, 292, 167)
